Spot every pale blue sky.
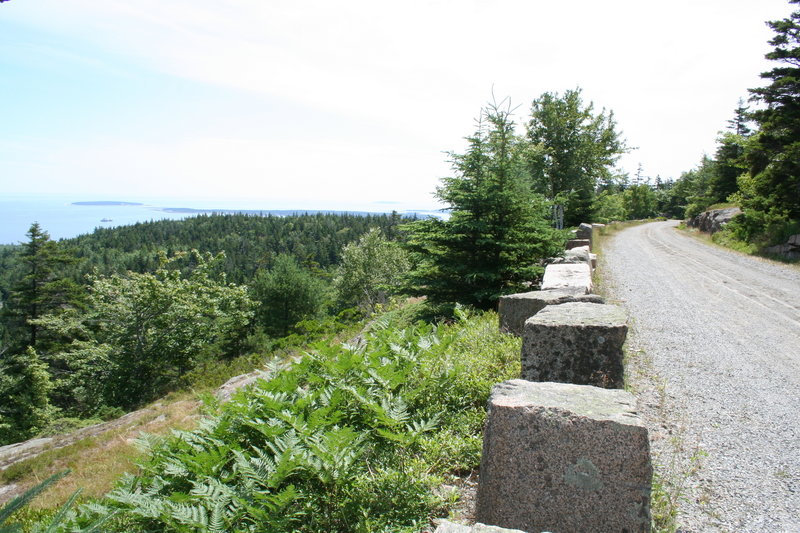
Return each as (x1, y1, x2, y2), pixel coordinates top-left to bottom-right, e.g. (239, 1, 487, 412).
(0, 0, 792, 210)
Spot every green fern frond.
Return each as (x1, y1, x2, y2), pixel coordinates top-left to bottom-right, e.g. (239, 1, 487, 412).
(189, 477, 234, 503)
(107, 484, 173, 519)
(132, 432, 164, 454)
(35, 488, 81, 533)
(167, 501, 208, 528)
(208, 502, 226, 533)
(162, 457, 191, 477)
(407, 415, 440, 439)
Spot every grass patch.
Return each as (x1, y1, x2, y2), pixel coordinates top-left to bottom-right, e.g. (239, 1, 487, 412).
(1, 397, 200, 515)
(679, 225, 800, 271)
(1, 439, 98, 485)
(705, 202, 738, 211)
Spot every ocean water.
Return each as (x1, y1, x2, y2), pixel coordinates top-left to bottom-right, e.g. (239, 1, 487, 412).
(0, 194, 444, 245)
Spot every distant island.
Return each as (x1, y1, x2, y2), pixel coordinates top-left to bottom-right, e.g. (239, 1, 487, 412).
(72, 201, 144, 206)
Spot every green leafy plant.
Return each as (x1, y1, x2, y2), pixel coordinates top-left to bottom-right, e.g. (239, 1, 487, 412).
(54, 309, 519, 532)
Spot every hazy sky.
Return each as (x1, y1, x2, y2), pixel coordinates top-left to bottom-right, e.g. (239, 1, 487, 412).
(0, 0, 792, 210)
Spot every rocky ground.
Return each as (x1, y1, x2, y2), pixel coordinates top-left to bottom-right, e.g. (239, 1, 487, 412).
(602, 221, 800, 532)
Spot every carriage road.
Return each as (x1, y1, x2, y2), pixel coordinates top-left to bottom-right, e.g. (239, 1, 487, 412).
(602, 220, 800, 532)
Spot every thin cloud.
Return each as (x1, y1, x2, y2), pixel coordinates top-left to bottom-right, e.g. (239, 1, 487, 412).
(0, 0, 793, 203)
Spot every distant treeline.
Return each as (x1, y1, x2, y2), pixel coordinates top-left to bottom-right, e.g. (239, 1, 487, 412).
(62, 211, 411, 284)
(0, 212, 411, 303)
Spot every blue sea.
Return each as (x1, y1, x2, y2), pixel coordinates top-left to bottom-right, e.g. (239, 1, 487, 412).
(0, 194, 445, 245)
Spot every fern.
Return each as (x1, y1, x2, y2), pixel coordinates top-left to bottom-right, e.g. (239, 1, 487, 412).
(167, 501, 208, 528)
(207, 502, 226, 533)
(47, 309, 520, 532)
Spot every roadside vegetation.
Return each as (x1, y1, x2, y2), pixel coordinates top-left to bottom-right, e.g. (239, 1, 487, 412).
(7, 307, 520, 532)
(667, 2, 800, 259)
(0, 82, 632, 530)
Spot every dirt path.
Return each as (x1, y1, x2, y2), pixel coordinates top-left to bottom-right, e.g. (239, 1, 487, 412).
(602, 221, 800, 532)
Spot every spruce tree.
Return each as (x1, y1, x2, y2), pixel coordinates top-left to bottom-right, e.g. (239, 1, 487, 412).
(1, 223, 83, 354)
(251, 254, 326, 336)
(746, 0, 800, 219)
(403, 100, 564, 311)
(0, 346, 54, 445)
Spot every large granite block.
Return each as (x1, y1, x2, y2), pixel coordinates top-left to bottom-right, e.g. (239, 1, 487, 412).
(565, 238, 591, 250)
(521, 302, 627, 388)
(550, 245, 591, 267)
(575, 222, 593, 241)
(540, 263, 592, 294)
(498, 290, 604, 336)
(476, 380, 651, 533)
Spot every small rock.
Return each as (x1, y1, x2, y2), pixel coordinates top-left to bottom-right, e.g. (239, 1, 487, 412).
(435, 520, 526, 533)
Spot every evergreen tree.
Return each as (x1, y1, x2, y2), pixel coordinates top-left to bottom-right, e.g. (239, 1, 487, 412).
(525, 88, 627, 226)
(680, 156, 719, 219)
(403, 100, 564, 310)
(728, 98, 752, 136)
(1, 223, 83, 354)
(623, 184, 658, 219)
(0, 346, 54, 445)
(710, 131, 748, 203)
(746, 0, 800, 219)
(252, 254, 327, 337)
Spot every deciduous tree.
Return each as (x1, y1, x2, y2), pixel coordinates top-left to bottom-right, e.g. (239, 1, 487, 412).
(37, 251, 253, 410)
(334, 228, 409, 314)
(525, 88, 627, 226)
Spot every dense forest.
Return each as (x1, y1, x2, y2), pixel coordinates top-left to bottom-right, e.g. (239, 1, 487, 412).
(0, 212, 415, 445)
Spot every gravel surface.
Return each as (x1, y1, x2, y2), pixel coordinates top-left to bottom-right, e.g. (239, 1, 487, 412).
(602, 221, 800, 532)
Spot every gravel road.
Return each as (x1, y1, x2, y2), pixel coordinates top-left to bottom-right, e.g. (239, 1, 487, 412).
(602, 220, 800, 532)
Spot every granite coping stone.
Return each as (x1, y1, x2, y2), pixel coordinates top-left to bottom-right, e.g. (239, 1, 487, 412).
(475, 379, 651, 533)
(435, 520, 529, 533)
(498, 290, 604, 336)
(540, 263, 592, 294)
(521, 302, 628, 388)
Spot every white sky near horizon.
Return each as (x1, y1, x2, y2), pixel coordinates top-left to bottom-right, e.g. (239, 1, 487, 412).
(0, 0, 793, 211)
